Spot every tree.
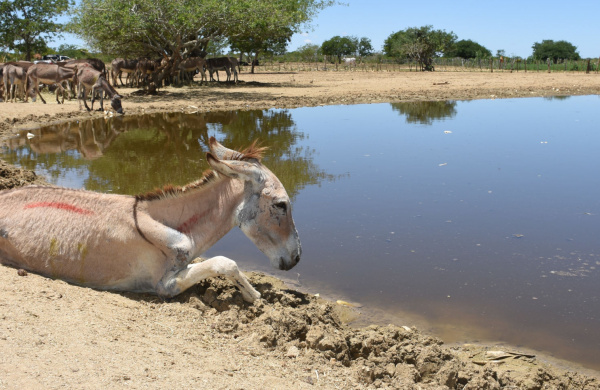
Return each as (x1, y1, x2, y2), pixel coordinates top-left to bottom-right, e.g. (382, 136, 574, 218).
(321, 35, 357, 63)
(357, 37, 373, 58)
(446, 39, 491, 59)
(296, 43, 320, 62)
(70, 0, 334, 61)
(0, 0, 72, 61)
(384, 25, 456, 71)
(532, 40, 580, 63)
(391, 101, 457, 125)
(230, 26, 292, 73)
(54, 43, 88, 59)
(496, 49, 505, 58)
(205, 38, 229, 57)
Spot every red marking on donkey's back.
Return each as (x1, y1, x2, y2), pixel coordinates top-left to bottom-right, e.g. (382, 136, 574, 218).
(24, 202, 95, 215)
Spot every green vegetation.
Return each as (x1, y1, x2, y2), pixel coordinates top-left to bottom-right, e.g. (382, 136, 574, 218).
(532, 40, 580, 63)
(321, 35, 357, 63)
(69, 0, 334, 60)
(230, 26, 292, 73)
(295, 43, 321, 62)
(446, 39, 491, 59)
(383, 25, 456, 71)
(357, 37, 373, 58)
(0, 0, 72, 60)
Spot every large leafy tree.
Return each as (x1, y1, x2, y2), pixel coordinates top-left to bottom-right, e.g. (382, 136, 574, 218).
(321, 35, 357, 63)
(0, 0, 72, 61)
(357, 37, 373, 58)
(70, 0, 334, 60)
(384, 25, 456, 71)
(532, 40, 580, 63)
(446, 39, 491, 59)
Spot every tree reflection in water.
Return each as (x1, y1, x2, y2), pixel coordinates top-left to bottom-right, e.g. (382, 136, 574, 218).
(390, 101, 457, 125)
(2, 110, 337, 199)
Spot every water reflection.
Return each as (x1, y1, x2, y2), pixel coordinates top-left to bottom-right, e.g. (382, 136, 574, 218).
(390, 101, 457, 124)
(2, 111, 336, 197)
(543, 95, 571, 101)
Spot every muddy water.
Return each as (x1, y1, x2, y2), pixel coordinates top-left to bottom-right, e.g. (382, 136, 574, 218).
(2, 96, 599, 370)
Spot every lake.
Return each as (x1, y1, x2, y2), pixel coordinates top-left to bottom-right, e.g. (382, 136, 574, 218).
(2, 95, 599, 370)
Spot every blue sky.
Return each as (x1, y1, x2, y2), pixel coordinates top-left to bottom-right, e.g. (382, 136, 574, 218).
(288, 0, 599, 58)
(54, 0, 598, 58)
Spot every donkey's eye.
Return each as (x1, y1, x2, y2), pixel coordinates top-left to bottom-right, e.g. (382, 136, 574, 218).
(273, 201, 287, 213)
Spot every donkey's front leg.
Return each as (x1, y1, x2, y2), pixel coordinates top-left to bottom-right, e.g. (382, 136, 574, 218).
(157, 256, 261, 303)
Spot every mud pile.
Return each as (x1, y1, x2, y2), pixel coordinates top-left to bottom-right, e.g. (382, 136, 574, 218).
(175, 273, 599, 389)
(0, 159, 47, 190)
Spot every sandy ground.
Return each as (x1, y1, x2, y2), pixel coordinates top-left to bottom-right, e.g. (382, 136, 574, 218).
(1, 69, 600, 389)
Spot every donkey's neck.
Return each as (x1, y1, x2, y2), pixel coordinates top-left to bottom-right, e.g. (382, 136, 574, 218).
(140, 175, 244, 253)
(101, 78, 118, 98)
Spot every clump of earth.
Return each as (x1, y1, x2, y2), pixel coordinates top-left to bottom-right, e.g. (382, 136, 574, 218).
(0, 159, 47, 189)
(178, 272, 600, 389)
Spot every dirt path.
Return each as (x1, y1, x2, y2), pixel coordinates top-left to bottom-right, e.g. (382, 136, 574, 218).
(1, 69, 600, 389)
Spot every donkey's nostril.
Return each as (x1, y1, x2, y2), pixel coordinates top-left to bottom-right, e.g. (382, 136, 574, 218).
(293, 253, 300, 264)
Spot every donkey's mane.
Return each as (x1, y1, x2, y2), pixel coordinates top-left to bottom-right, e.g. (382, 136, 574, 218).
(235, 139, 267, 161)
(135, 141, 267, 202)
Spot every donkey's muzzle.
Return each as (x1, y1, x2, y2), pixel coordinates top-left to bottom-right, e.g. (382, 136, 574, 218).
(278, 250, 300, 271)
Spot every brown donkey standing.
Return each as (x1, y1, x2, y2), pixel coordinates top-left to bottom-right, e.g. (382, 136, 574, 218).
(77, 65, 124, 114)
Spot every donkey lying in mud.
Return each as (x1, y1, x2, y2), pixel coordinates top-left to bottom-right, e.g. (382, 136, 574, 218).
(0, 138, 301, 302)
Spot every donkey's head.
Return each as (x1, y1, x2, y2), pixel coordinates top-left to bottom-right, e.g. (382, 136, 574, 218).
(111, 94, 124, 114)
(206, 137, 301, 271)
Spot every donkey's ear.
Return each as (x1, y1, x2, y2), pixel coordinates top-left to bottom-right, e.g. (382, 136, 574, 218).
(208, 137, 241, 160)
(207, 153, 263, 183)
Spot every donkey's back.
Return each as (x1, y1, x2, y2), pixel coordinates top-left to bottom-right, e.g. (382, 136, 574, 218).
(0, 185, 166, 290)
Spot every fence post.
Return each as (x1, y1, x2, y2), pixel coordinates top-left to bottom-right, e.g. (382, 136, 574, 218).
(547, 58, 551, 73)
(586, 59, 591, 74)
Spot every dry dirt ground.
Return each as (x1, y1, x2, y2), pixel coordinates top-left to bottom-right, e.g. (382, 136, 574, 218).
(1, 70, 600, 389)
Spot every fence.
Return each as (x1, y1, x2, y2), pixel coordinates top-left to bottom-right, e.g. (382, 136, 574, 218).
(251, 57, 600, 74)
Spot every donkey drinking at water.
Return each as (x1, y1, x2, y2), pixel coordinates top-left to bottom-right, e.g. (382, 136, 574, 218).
(77, 65, 124, 114)
(0, 137, 300, 301)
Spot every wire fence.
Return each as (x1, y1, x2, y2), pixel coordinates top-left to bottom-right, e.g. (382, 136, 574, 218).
(251, 57, 600, 74)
